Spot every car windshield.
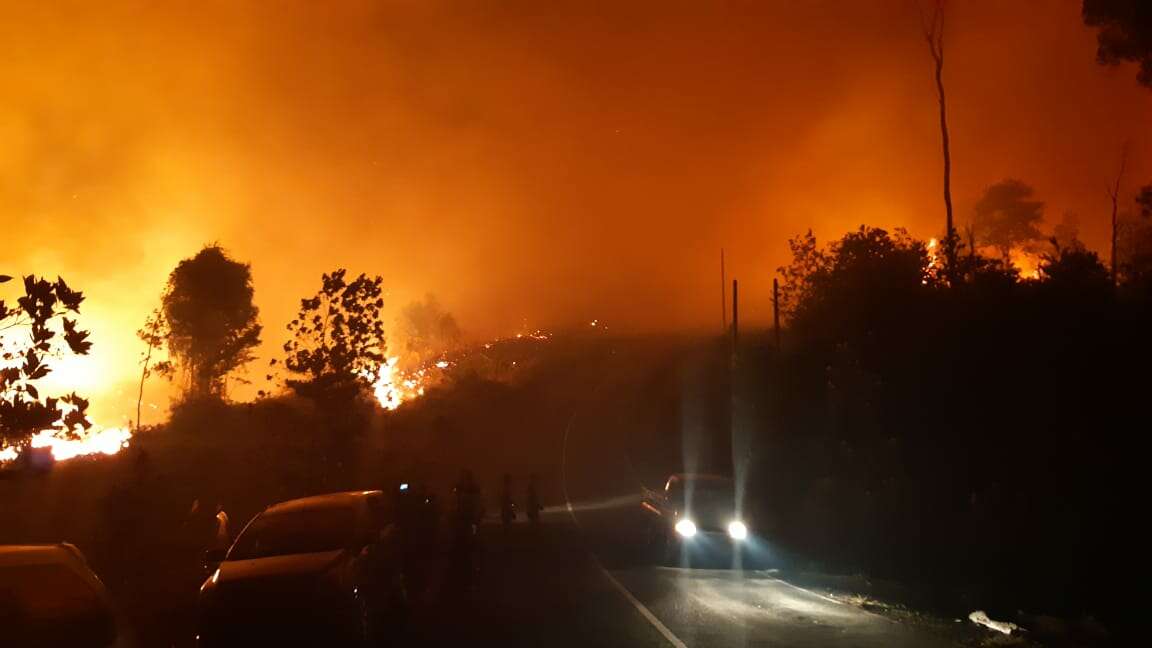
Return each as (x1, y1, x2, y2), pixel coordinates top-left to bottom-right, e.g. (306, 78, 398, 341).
(671, 480, 735, 508)
(227, 505, 358, 560)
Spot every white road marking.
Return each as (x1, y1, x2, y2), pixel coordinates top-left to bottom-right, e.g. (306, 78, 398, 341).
(561, 416, 690, 648)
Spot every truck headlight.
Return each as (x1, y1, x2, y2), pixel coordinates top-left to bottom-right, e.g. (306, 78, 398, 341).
(674, 519, 697, 538)
(727, 521, 748, 540)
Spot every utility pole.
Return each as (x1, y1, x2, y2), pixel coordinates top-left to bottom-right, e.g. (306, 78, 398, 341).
(721, 249, 728, 332)
(730, 279, 739, 360)
(772, 277, 781, 352)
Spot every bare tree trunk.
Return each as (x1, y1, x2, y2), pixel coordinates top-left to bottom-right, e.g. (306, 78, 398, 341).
(1108, 145, 1129, 286)
(136, 343, 152, 430)
(922, 1, 956, 282)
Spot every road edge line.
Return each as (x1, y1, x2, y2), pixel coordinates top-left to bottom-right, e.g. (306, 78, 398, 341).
(590, 550, 689, 648)
(561, 415, 689, 648)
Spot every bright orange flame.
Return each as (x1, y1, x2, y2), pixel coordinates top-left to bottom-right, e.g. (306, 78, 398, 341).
(1, 424, 131, 465)
(372, 356, 446, 411)
(924, 238, 939, 285)
(370, 329, 553, 411)
(30, 426, 132, 461)
(1009, 249, 1042, 280)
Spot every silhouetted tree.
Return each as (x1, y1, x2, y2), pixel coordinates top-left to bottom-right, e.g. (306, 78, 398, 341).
(282, 269, 386, 399)
(135, 309, 172, 429)
(788, 226, 931, 347)
(920, 0, 958, 280)
(0, 274, 92, 448)
(398, 294, 460, 365)
(972, 179, 1045, 260)
(162, 246, 261, 400)
(776, 230, 827, 322)
(1039, 243, 1113, 300)
(1083, 0, 1152, 87)
(1118, 186, 1152, 290)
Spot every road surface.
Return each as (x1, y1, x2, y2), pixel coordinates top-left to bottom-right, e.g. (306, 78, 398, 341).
(407, 355, 962, 648)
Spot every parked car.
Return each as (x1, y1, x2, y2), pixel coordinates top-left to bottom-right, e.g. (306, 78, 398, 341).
(196, 490, 405, 647)
(0, 543, 125, 647)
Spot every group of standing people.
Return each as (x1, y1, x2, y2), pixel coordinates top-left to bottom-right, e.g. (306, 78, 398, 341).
(448, 469, 543, 533)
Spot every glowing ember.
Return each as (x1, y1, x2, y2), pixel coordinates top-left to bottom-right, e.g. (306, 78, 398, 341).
(0, 445, 18, 463)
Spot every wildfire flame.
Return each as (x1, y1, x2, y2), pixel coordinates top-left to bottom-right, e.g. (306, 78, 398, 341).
(370, 328, 554, 411)
(924, 238, 939, 285)
(372, 356, 444, 411)
(1009, 249, 1042, 280)
(31, 426, 132, 461)
(1, 424, 131, 465)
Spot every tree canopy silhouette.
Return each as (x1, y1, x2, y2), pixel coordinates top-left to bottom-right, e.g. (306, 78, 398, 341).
(1039, 243, 1113, 296)
(1083, 0, 1152, 87)
(1119, 185, 1152, 290)
(162, 246, 261, 400)
(784, 226, 931, 350)
(282, 269, 386, 399)
(1, 274, 92, 448)
(971, 179, 1045, 260)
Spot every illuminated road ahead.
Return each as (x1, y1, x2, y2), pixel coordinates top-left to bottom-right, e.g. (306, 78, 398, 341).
(410, 355, 962, 648)
(548, 357, 961, 647)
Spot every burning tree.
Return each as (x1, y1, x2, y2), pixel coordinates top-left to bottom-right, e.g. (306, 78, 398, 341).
(162, 246, 261, 400)
(282, 269, 387, 400)
(0, 274, 93, 450)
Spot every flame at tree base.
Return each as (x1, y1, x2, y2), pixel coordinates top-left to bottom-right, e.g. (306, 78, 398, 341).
(372, 356, 439, 411)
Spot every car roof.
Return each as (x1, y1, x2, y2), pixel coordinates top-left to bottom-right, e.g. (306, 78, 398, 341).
(0, 543, 89, 568)
(263, 490, 382, 515)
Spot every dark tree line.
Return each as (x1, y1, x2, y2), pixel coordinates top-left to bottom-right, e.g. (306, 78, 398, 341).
(758, 222, 1147, 623)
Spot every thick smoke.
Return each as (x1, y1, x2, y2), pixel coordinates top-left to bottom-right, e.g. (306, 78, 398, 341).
(2, 1, 1148, 421)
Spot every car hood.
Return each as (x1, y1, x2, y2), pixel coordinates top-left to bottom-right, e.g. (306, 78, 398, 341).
(217, 549, 347, 585)
(202, 549, 353, 637)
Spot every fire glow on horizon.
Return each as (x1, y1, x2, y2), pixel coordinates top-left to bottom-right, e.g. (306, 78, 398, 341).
(2, 327, 555, 465)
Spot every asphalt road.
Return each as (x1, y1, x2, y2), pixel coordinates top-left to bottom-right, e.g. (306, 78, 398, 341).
(407, 364, 963, 648)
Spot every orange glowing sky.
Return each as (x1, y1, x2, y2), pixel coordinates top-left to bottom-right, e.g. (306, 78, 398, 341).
(2, 1, 1150, 422)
